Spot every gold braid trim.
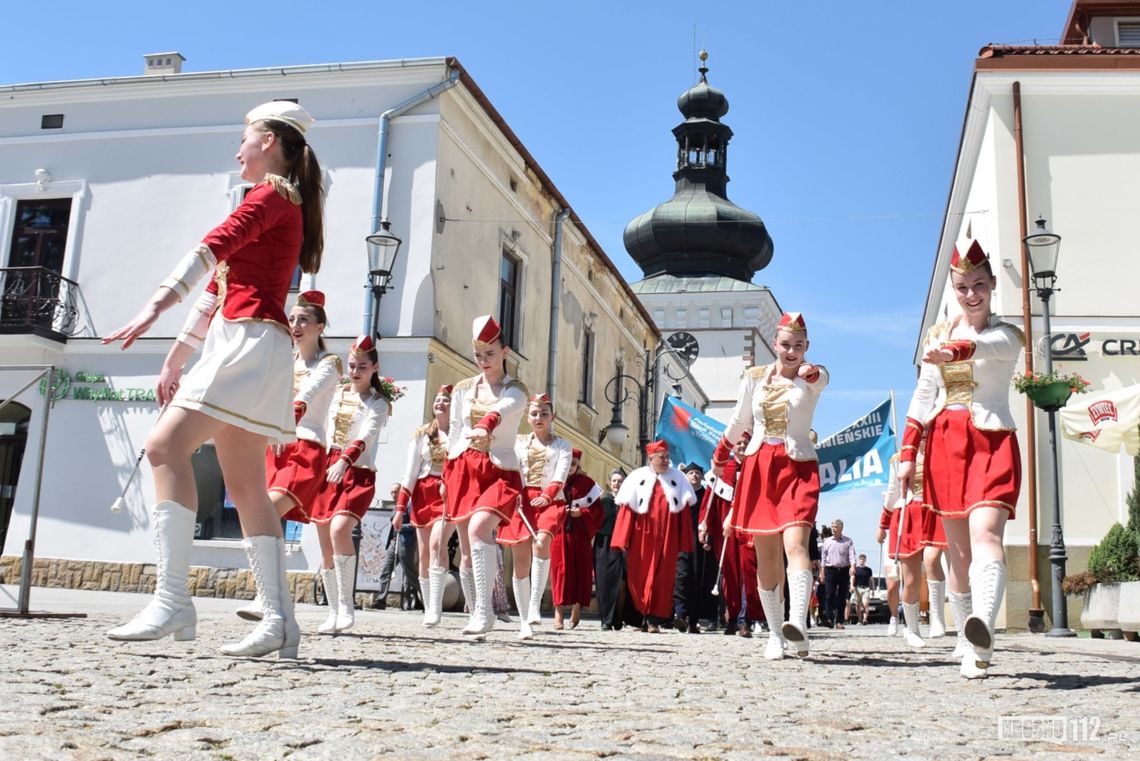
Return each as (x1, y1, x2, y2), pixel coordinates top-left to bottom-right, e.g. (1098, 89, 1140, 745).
(747, 363, 772, 381)
(996, 321, 1027, 347)
(262, 173, 302, 206)
(925, 321, 951, 346)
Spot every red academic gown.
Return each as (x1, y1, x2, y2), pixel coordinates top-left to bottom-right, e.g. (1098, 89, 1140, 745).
(700, 459, 763, 623)
(611, 468, 695, 620)
(550, 473, 604, 607)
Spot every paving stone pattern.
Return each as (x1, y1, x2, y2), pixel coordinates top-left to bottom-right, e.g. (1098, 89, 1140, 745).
(1, 587, 1137, 760)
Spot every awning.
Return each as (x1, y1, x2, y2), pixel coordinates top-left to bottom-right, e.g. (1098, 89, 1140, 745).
(1059, 384, 1140, 456)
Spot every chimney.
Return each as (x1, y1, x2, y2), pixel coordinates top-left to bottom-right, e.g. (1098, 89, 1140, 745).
(143, 52, 185, 75)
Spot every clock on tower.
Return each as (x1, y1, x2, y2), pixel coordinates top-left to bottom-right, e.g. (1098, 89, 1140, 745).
(666, 331, 700, 364)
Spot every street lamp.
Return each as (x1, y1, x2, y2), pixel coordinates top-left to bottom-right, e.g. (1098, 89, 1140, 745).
(600, 344, 692, 463)
(1024, 216, 1074, 638)
(364, 219, 403, 340)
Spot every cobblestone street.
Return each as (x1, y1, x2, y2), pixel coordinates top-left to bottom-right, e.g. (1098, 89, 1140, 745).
(2, 586, 1138, 760)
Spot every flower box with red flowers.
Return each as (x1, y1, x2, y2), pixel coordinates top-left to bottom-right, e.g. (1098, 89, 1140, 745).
(1012, 370, 1090, 411)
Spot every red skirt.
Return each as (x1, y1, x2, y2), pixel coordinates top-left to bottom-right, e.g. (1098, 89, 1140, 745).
(311, 453, 375, 524)
(923, 408, 1020, 520)
(886, 502, 924, 559)
(732, 442, 819, 535)
(266, 439, 326, 523)
(409, 475, 446, 528)
(442, 450, 521, 524)
(921, 504, 947, 549)
(497, 486, 564, 544)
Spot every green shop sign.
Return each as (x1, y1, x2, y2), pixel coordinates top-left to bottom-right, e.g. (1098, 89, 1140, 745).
(38, 370, 156, 403)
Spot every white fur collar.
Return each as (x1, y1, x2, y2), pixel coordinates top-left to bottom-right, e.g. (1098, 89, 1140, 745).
(616, 466, 696, 515)
(702, 471, 735, 502)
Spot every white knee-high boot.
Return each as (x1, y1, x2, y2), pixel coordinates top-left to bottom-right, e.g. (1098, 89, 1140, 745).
(948, 589, 971, 658)
(781, 569, 813, 657)
(528, 555, 550, 626)
(513, 575, 533, 640)
(220, 536, 299, 659)
(964, 560, 1006, 671)
(333, 554, 357, 631)
(316, 567, 339, 634)
(462, 540, 495, 637)
(901, 601, 926, 647)
(459, 566, 476, 616)
(107, 501, 197, 642)
(758, 585, 786, 660)
(422, 566, 446, 627)
(927, 579, 947, 638)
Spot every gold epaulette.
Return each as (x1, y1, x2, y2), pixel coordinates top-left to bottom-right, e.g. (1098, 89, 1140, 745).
(506, 378, 530, 398)
(747, 363, 772, 380)
(453, 376, 477, 393)
(320, 353, 344, 375)
(925, 321, 951, 346)
(412, 421, 435, 439)
(262, 173, 302, 205)
(996, 321, 1027, 347)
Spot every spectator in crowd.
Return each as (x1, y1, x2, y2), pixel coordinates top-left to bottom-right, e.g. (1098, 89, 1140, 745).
(852, 554, 874, 625)
(673, 462, 711, 633)
(819, 519, 856, 629)
(594, 469, 626, 630)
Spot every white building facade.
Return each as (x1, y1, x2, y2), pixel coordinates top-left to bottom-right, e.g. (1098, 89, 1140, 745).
(0, 56, 667, 587)
(916, 0, 1140, 628)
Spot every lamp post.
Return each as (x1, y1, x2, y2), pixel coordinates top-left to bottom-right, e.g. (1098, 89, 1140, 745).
(364, 219, 403, 341)
(600, 344, 692, 464)
(1024, 216, 1075, 638)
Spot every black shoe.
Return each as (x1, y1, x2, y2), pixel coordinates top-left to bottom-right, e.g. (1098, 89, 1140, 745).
(723, 622, 738, 636)
(672, 617, 688, 633)
(687, 622, 701, 634)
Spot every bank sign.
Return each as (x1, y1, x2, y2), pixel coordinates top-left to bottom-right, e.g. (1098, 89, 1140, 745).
(38, 369, 157, 403)
(1050, 332, 1140, 361)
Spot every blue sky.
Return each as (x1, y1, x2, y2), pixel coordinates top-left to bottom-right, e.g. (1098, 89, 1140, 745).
(4, 0, 1072, 441)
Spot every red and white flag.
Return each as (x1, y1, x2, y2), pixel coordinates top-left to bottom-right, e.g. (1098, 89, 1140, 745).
(1059, 384, 1140, 456)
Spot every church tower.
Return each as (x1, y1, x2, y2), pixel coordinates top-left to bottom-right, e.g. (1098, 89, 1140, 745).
(626, 52, 783, 421)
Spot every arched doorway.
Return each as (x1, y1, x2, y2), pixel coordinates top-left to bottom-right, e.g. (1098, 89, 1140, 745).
(0, 400, 31, 555)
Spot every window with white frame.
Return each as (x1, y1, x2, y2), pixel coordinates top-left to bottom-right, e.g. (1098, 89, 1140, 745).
(721, 307, 733, 327)
(698, 307, 710, 328)
(675, 308, 688, 328)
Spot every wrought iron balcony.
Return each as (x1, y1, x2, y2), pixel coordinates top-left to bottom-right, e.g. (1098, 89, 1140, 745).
(0, 267, 82, 342)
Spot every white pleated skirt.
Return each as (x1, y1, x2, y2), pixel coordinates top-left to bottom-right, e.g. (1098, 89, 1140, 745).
(170, 317, 296, 443)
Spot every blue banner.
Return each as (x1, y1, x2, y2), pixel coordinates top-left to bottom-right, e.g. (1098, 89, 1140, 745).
(655, 396, 725, 469)
(816, 396, 895, 493)
(654, 394, 896, 493)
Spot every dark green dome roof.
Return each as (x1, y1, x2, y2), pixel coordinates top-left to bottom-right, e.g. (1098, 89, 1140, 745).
(624, 52, 773, 282)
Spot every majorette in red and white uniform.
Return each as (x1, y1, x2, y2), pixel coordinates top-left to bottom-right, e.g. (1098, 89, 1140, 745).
(902, 240, 1025, 678)
(443, 318, 529, 525)
(880, 454, 925, 560)
(498, 405, 573, 545)
(711, 311, 827, 659)
(163, 157, 307, 442)
(714, 313, 828, 536)
(902, 242, 1024, 522)
(395, 385, 453, 529)
(549, 449, 604, 614)
(311, 336, 392, 524)
(266, 290, 343, 523)
(699, 434, 762, 631)
(443, 315, 529, 639)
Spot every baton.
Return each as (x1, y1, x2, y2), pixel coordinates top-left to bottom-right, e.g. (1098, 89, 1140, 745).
(710, 507, 734, 597)
(110, 449, 147, 513)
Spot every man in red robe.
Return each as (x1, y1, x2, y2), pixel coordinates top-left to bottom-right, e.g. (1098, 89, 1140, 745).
(699, 435, 763, 636)
(611, 440, 696, 633)
(549, 449, 604, 628)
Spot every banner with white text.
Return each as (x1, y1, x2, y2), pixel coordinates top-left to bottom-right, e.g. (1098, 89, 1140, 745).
(815, 396, 895, 493)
